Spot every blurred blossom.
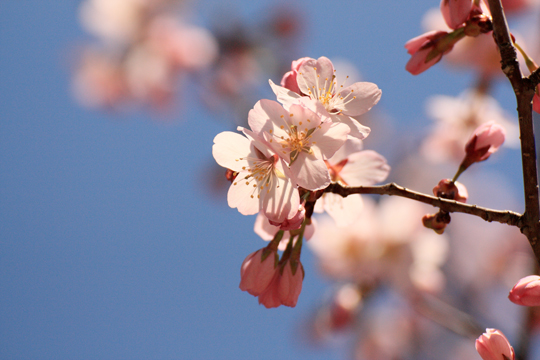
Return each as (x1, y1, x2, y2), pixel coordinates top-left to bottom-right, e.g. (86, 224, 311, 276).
(309, 197, 448, 293)
(421, 90, 518, 164)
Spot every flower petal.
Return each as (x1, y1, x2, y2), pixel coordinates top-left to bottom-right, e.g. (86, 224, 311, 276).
(336, 82, 382, 116)
(339, 150, 390, 186)
(227, 174, 260, 216)
(297, 57, 335, 99)
(269, 79, 302, 110)
(212, 131, 252, 171)
(290, 152, 330, 190)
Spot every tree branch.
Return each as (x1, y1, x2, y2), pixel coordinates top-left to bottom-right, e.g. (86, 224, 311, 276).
(326, 182, 523, 228)
(487, 0, 540, 260)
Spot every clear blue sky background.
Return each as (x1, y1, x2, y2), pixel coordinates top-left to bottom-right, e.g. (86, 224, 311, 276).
(0, 1, 526, 359)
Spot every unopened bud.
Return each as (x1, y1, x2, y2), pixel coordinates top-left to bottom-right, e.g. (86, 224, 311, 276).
(433, 179, 468, 203)
(508, 275, 540, 306)
(422, 212, 450, 234)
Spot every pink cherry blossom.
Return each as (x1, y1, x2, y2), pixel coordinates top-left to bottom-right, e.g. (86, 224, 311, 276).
(270, 56, 380, 140)
(475, 329, 515, 360)
(280, 57, 311, 94)
(463, 121, 506, 164)
(508, 275, 540, 306)
(248, 99, 349, 191)
(405, 30, 453, 75)
(212, 128, 300, 223)
(440, 0, 472, 29)
(239, 248, 278, 296)
(258, 260, 304, 308)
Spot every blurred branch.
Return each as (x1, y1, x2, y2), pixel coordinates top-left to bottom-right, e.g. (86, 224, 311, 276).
(326, 182, 523, 227)
(487, 0, 540, 262)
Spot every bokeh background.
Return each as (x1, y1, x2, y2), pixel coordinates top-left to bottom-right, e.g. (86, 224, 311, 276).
(0, 0, 529, 359)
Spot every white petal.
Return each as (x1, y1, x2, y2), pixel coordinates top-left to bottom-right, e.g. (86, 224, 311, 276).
(248, 99, 290, 136)
(311, 122, 350, 159)
(339, 150, 390, 186)
(227, 175, 260, 216)
(290, 153, 330, 190)
(212, 131, 251, 171)
(262, 173, 300, 223)
(331, 114, 370, 140)
(253, 212, 279, 241)
(269, 80, 302, 110)
(323, 193, 364, 227)
(336, 82, 381, 116)
(327, 137, 364, 164)
(297, 57, 335, 100)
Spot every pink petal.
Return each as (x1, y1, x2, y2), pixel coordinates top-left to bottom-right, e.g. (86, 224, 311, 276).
(227, 176, 260, 216)
(290, 153, 330, 191)
(441, 0, 473, 30)
(212, 131, 252, 171)
(336, 82, 382, 116)
(339, 150, 391, 186)
(297, 57, 335, 98)
(269, 79, 302, 111)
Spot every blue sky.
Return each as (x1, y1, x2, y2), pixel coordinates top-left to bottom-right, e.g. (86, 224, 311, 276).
(0, 1, 527, 359)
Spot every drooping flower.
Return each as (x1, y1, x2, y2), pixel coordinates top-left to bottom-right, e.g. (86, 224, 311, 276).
(239, 248, 279, 296)
(212, 128, 300, 223)
(508, 275, 540, 306)
(270, 56, 381, 140)
(254, 211, 316, 251)
(248, 99, 349, 191)
(258, 259, 304, 308)
(475, 329, 515, 360)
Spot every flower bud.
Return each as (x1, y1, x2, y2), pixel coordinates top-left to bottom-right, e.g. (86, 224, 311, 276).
(433, 179, 468, 203)
(475, 329, 515, 360)
(508, 275, 540, 306)
(463, 121, 506, 164)
(239, 248, 278, 296)
(258, 259, 304, 308)
(422, 212, 450, 234)
(405, 30, 465, 75)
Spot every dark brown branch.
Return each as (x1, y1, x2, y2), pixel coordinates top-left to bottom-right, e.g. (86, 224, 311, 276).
(326, 182, 523, 228)
(487, 0, 540, 261)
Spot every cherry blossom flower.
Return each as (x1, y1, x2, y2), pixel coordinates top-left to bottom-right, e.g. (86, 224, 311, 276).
(309, 197, 448, 293)
(475, 329, 515, 360)
(212, 128, 300, 223)
(239, 248, 279, 296)
(258, 259, 304, 308)
(508, 275, 540, 306)
(270, 56, 381, 140)
(248, 99, 349, 190)
(314, 139, 390, 227)
(280, 57, 311, 94)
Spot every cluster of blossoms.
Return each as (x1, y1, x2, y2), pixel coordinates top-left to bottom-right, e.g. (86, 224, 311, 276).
(213, 56, 389, 308)
(73, 0, 219, 110)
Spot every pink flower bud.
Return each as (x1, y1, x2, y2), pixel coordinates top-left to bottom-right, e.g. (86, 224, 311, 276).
(508, 275, 540, 306)
(464, 121, 506, 163)
(475, 329, 515, 360)
(432, 179, 468, 203)
(280, 57, 311, 94)
(239, 248, 278, 296)
(440, 0, 473, 29)
(405, 31, 464, 75)
(258, 260, 304, 308)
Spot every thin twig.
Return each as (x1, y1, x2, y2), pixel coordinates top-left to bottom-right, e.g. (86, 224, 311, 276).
(326, 182, 523, 228)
